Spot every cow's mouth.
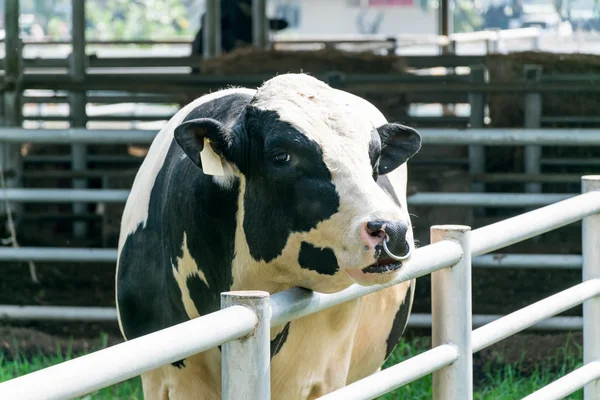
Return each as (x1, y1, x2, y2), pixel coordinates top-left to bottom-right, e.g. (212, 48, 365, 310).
(361, 258, 403, 274)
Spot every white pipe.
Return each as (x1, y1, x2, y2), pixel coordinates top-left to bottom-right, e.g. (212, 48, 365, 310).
(472, 279, 600, 353)
(431, 226, 473, 400)
(408, 313, 583, 331)
(582, 175, 600, 399)
(0, 128, 157, 144)
(0, 246, 583, 270)
(0, 128, 599, 146)
(0, 188, 578, 207)
(471, 191, 600, 256)
(317, 344, 459, 400)
(473, 254, 582, 269)
(0, 306, 256, 400)
(419, 129, 600, 146)
(0, 188, 129, 203)
(0, 305, 586, 332)
(408, 193, 572, 207)
(221, 291, 270, 400)
(522, 361, 600, 400)
(0, 247, 117, 262)
(0, 306, 116, 321)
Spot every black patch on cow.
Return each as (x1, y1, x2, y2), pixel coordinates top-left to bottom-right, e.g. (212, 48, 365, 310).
(172, 359, 186, 369)
(377, 175, 401, 205)
(384, 284, 413, 360)
(298, 242, 339, 276)
(191, 0, 288, 74)
(242, 108, 340, 262)
(270, 322, 291, 359)
(117, 93, 251, 342)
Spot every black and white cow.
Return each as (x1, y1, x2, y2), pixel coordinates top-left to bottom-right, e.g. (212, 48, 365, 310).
(116, 73, 421, 399)
(191, 0, 288, 68)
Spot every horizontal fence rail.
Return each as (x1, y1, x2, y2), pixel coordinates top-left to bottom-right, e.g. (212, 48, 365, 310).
(318, 344, 460, 400)
(2, 127, 600, 146)
(0, 305, 257, 400)
(472, 279, 600, 353)
(0, 306, 585, 331)
(0, 188, 577, 207)
(523, 361, 600, 400)
(0, 247, 582, 270)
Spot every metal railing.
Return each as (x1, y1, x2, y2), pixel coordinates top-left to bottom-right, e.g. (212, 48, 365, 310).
(0, 176, 599, 400)
(6, 27, 542, 55)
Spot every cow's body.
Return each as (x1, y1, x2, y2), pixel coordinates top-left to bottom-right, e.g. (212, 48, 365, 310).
(116, 74, 419, 400)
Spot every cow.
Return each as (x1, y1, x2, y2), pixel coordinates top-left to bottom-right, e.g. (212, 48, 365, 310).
(191, 0, 288, 72)
(116, 73, 422, 399)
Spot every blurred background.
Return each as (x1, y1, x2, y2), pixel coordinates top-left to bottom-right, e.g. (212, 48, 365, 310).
(0, 0, 599, 398)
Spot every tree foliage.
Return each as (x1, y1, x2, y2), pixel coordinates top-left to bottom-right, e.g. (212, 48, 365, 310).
(21, 0, 195, 41)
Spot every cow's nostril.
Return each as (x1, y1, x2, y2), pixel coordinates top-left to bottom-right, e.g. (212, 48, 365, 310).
(369, 229, 383, 238)
(366, 220, 385, 234)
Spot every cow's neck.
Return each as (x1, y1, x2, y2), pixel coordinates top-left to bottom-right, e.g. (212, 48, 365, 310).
(229, 175, 289, 294)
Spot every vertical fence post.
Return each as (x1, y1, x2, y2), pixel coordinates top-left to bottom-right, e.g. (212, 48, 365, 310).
(221, 291, 271, 400)
(203, 0, 221, 58)
(524, 65, 542, 195)
(252, 0, 267, 49)
(582, 176, 600, 400)
(70, 0, 88, 238)
(2, 0, 23, 222)
(468, 65, 487, 219)
(431, 225, 473, 400)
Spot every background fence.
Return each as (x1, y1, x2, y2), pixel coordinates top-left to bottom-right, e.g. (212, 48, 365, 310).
(1, 127, 599, 331)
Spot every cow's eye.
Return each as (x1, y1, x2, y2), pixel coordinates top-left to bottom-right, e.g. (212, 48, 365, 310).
(273, 153, 291, 163)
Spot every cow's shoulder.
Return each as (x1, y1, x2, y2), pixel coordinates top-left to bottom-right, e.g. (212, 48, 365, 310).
(117, 89, 254, 340)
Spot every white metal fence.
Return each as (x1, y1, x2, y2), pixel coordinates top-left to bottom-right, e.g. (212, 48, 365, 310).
(0, 175, 598, 400)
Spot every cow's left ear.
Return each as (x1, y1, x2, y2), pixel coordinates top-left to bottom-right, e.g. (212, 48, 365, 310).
(377, 123, 422, 175)
(173, 118, 234, 171)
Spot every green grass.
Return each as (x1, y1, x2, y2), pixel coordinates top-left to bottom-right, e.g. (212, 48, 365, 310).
(0, 336, 585, 399)
(378, 336, 584, 400)
(0, 335, 144, 400)
(0, 353, 144, 399)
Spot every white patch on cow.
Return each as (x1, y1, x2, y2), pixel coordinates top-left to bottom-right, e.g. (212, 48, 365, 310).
(116, 87, 255, 337)
(171, 232, 209, 319)
(347, 279, 413, 383)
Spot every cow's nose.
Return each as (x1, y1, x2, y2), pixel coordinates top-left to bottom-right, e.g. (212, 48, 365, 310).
(362, 220, 410, 259)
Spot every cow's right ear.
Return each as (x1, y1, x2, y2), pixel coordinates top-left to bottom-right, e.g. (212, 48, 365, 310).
(173, 118, 233, 171)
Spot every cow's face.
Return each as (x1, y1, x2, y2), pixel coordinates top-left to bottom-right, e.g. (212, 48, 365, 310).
(174, 74, 421, 292)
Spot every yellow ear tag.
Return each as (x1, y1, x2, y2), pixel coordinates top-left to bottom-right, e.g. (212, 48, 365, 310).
(200, 138, 225, 176)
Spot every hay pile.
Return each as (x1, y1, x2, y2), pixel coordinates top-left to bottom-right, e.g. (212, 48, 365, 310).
(197, 48, 408, 76)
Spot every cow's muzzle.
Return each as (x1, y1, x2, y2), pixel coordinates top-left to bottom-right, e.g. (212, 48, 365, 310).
(358, 219, 412, 275)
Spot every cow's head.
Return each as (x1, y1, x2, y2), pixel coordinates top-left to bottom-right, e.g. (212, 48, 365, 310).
(174, 74, 421, 293)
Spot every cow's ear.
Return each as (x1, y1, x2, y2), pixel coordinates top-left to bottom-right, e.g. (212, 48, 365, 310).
(173, 118, 233, 171)
(377, 123, 421, 175)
